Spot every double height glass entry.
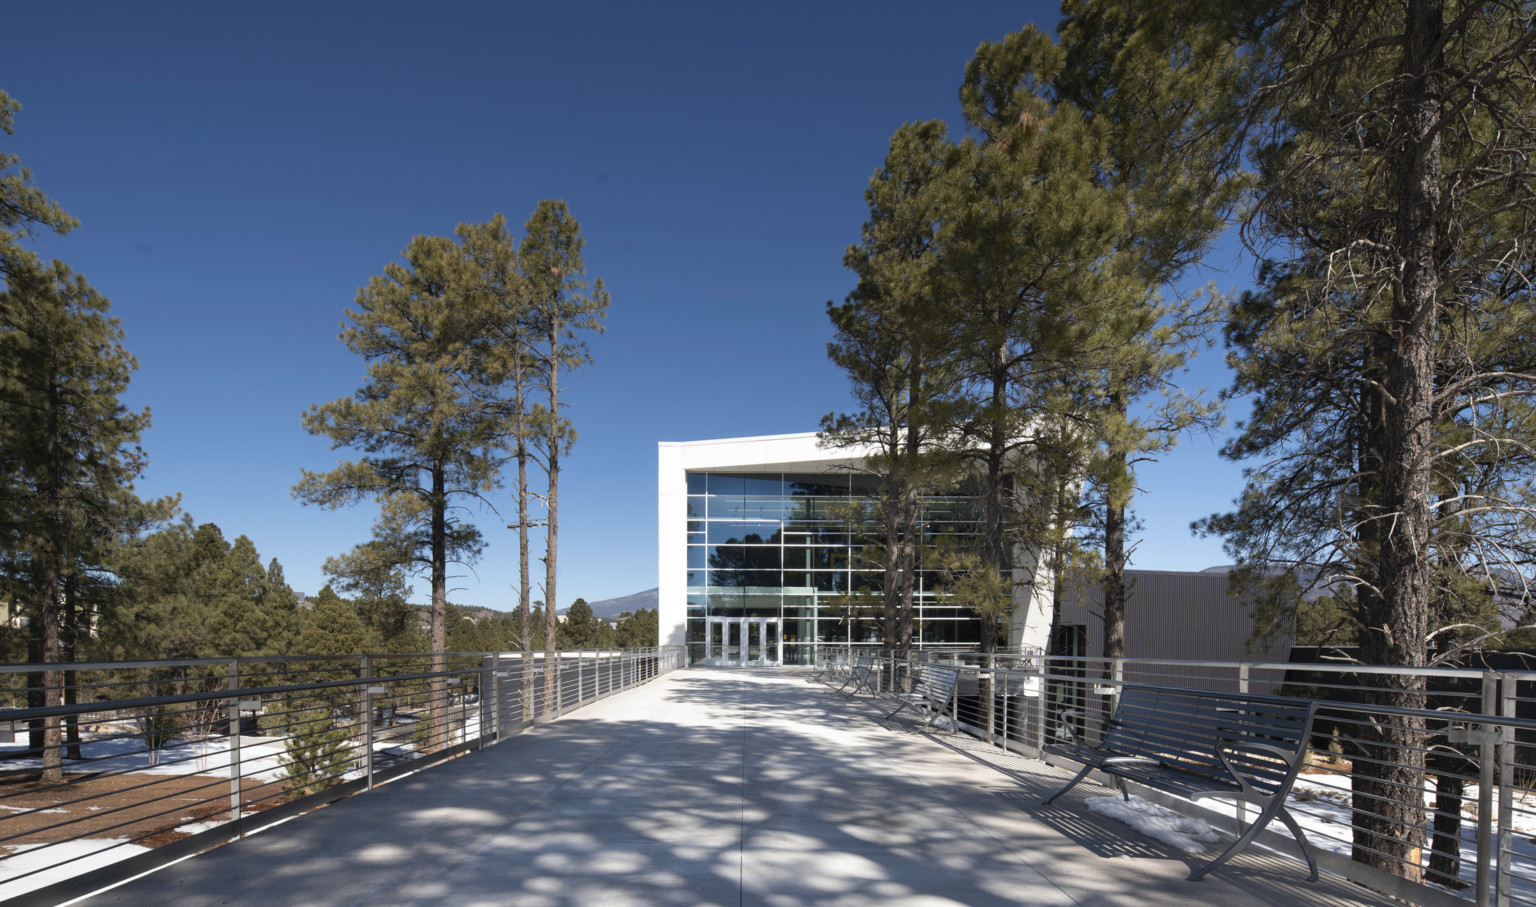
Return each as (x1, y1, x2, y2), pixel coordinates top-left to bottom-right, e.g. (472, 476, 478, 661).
(705, 617, 781, 667)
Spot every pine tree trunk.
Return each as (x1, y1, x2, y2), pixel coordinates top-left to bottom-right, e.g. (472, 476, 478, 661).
(900, 367, 921, 656)
(63, 582, 81, 762)
(26, 620, 44, 757)
(543, 329, 560, 716)
(39, 382, 64, 784)
(428, 462, 448, 754)
(881, 470, 902, 671)
(1101, 445, 1128, 737)
(1426, 751, 1468, 888)
(518, 429, 533, 723)
(1351, 0, 1441, 881)
(980, 360, 1010, 655)
(899, 486, 917, 654)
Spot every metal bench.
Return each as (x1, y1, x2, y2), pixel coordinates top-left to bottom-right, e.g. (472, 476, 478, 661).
(834, 653, 877, 696)
(810, 651, 846, 683)
(884, 664, 958, 730)
(1042, 684, 1320, 882)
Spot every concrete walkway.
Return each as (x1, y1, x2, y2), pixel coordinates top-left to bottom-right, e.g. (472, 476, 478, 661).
(82, 669, 1398, 906)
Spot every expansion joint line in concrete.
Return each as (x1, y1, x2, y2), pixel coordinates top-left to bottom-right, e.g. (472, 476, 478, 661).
(736, 675, 748, 907)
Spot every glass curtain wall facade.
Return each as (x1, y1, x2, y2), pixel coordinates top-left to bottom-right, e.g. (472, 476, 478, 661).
(684, 470, 982, 666)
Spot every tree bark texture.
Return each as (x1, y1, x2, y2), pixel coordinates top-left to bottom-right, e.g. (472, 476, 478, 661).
(1350, 0, 1442, 880)
(428, 462, 448, 753)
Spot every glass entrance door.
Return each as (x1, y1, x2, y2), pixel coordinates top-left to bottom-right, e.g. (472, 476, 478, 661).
(705, 617, 782, 667)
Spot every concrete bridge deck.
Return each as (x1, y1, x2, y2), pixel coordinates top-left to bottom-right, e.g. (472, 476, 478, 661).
(81, 669, 1396, 906)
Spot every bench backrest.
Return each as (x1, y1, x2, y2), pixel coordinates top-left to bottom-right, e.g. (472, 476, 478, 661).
(1104, 686, 1317, 796)
(916, 666, 959, 709)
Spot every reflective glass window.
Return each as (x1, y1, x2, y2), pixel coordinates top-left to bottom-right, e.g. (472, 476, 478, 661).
(706, 474, 746, 495)
(707, 588, 742, 612)
(787, 474, 847, 496)
(687, 546, 707, 569)
(809, 571, 842, 592)
(706, 521, 777, 544)
(852, 571, 883, 593)
(708, 569, 747, 588)
(742, 474, 784, 496)
(848, 473, 881, 495)
(743, 546, 782, 572)
(706, 495, 746, 519)
(686, 473, 707, 494)
(742, 496, 788, 520)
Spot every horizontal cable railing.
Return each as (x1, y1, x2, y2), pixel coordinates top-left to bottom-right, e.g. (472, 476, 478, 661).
(847, 650, 1535, 907)
(0, 647, 684, 906)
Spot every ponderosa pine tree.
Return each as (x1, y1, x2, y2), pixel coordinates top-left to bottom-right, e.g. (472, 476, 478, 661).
(0, 253, 153, 782)
(519, 201, 607, 700)
(281, 588, 368, 798)
(454, 215, 540, 718)
(822, 120, 960, 662)
(321, 551, 422, 653)
(296, 231, 503, 753)
(204, 535, 299, 657)
(0, 90, 75, 276)
(947, 40, 1128, 652)
(1041, 2, 1240, 666)
(1195, 0, 1536, 880)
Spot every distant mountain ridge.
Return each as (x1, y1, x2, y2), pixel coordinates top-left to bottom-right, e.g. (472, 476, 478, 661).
(576, 588, 658, 620)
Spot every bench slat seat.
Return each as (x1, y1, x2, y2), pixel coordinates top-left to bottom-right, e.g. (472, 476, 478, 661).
(884, 665, 958, 730)
(1042, 685, 1319, 883)
(834, 654, 877, 696)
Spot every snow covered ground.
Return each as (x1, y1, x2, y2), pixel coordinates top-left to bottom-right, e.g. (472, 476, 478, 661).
(0, 712, 490, 901)
(1083, 764, 1536, 904)
(0, 732, 291, 781)
(0, 838, 151, 903)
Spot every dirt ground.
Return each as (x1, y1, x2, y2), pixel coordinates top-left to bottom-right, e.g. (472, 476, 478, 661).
(0, 771, 283, 850)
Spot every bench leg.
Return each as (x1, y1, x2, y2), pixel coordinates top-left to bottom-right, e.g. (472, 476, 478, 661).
(884, 699, 914, 721)
(1186, 797, 1289, 882)
(1273, 806, 1319, 882)
(1043, 764, 1096, 806)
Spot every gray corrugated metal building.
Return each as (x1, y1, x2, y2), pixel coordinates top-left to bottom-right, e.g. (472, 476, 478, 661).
(1053, 568, 1294, 691)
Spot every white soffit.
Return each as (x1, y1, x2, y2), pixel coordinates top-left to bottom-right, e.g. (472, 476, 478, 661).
(661, 431, 874, 473)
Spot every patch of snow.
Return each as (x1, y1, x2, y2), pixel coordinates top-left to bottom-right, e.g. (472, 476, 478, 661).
(0, 735, 292, 782)
(0, 838, 150, 899)
(1086, 795, 1224, 854)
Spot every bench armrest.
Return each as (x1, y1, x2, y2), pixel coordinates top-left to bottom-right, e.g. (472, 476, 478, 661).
(1215, 741, 1304, 797)
(1054, 710, 1081, 746)
(1102, 755, 1159, 767)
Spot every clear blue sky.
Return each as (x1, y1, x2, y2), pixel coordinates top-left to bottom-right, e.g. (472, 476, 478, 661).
(4, 1, 1253, 610)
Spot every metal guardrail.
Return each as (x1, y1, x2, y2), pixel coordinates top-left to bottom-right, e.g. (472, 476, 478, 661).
(0, 646, 685, 906)
(853, 651, 1536, 907)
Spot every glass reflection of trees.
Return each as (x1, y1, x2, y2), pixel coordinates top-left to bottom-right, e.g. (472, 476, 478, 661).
(688, 470, 990, 645)
(706, 531, 783, 587)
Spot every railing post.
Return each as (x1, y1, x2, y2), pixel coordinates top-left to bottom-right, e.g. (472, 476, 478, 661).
(1237, 662, 1250, 695)
(481, 654, 496, 748)
(1001, 662, 1010, 752)
(1034, 654, 1047, 755)
(1476, 670, 1497, 907)
(986, 653, 996, 746)
(361, 655, 375, 790)
(1498, 674, 1515, 907)
(227, 659, 240, 820)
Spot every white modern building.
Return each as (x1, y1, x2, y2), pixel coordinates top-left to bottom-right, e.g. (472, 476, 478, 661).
(658, 432, 1056, 667)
